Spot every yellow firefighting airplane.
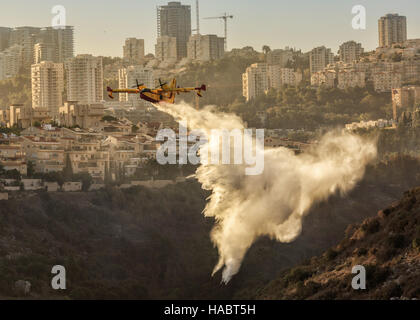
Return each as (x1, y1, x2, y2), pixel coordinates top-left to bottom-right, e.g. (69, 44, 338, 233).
(107, 79, 206, 104)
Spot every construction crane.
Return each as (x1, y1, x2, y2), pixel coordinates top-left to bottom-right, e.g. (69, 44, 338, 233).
(204, 13, 234, 51)
(196, 0, 200, 34)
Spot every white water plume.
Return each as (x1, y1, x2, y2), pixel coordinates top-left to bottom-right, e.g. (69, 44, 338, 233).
(153, 102, 377, 283)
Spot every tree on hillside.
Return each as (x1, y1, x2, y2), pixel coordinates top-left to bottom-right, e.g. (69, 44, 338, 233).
(27, 161, 35, 177)
(0, 74, 32, 107)
(73, 172, 93, 191)
(3, 169, 21, 180)
(63, 154, 73, 180)
(262, 45, 271, 55)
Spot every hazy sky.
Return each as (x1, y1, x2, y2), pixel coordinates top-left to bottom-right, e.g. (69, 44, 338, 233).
(1, 0, 419, 56)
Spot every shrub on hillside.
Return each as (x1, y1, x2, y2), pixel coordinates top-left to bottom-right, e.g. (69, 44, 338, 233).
(361, 219, 381, 234)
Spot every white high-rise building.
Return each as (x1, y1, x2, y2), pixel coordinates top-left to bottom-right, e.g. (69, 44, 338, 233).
(123, 38, 145, 64)
(378, 14, 407, 47)
(339, 41, 364, 63)
(31, 61, 64, 116)
(118, 66, 155, 106)
(155, 36, 177, 63)
(187, 34, 225, 62)
(242, 63, 269, 101)
(65, 55, 103, 104)
(309, 46, 334, 74)
(0, 45, 23, 80)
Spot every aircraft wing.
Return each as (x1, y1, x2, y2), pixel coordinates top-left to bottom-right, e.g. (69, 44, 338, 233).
(107, 87, 139, 99)
(172, 85, 207, 96)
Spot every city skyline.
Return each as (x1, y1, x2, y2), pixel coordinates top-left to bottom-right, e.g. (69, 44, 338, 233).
(0, 0, 420, 57)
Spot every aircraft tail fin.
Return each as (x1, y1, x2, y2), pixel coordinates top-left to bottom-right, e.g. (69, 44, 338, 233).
(169, 79, 177, 90)
(107, 87, 114, 99)
(195, 84, 207, 98)
(167, 79, 177, 103)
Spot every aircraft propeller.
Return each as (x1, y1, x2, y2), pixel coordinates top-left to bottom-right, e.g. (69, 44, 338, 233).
(131, 79, 144, 88)
(155, 78, 167, 89)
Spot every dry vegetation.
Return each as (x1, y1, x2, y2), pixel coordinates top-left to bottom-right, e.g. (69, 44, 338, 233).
(254, 187, 420, 300)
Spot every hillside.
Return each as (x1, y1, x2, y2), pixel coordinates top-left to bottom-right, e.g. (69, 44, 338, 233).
(254, 187, 420, 300)
(0, 157, 418, 299)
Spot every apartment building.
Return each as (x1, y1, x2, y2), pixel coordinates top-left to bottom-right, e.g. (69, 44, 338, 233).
(0, 141, 27, 175)
(242, 63, 269, 101)
(59, 102, 105, 129)
(3, 105, 51, 129)
(103, 135, 143, 175)
(339, 41, 364, 63)
(157, 1, 191, 59)
(0, 27, 12, 51)
(61, 127, 103, 141)
(155, 36, 178, 63)
(66, 139, 108, 182)
(35, 26, 74, 63)
(392, 86, 420, 110)
(401, 60, 420, 83)
(21, 136, 65, 173)
(0, 118, 170, 182)
(310, 46, 334, 74)
(266, 49, 293, 67)
(310, 70, 337, 88)
(268, 66, 302, 88)
(31, 61, 64, 117)
(9, 27, 42, 67)
(378, 14, 407, 47)
(1, 26, 74, 68)
(316, 57, 420, 92)
(187, 34, 225, 62)
(65, 54, 104, 104)
(0, 144, 24, 159)
(345, 119, 394, 131)
(0, 160, 27, 175)
(123, 38, 145, 64)
(21, 126, 64, 139)
(0, 45, 23, 80)
(337, 70, 366, 90)
(34, 42, 56, 64)
(373, 71, 402, 92)
(100, 120, 133, 137)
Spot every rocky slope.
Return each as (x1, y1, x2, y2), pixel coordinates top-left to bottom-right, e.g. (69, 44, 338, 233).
(254, 187, 420, 300)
